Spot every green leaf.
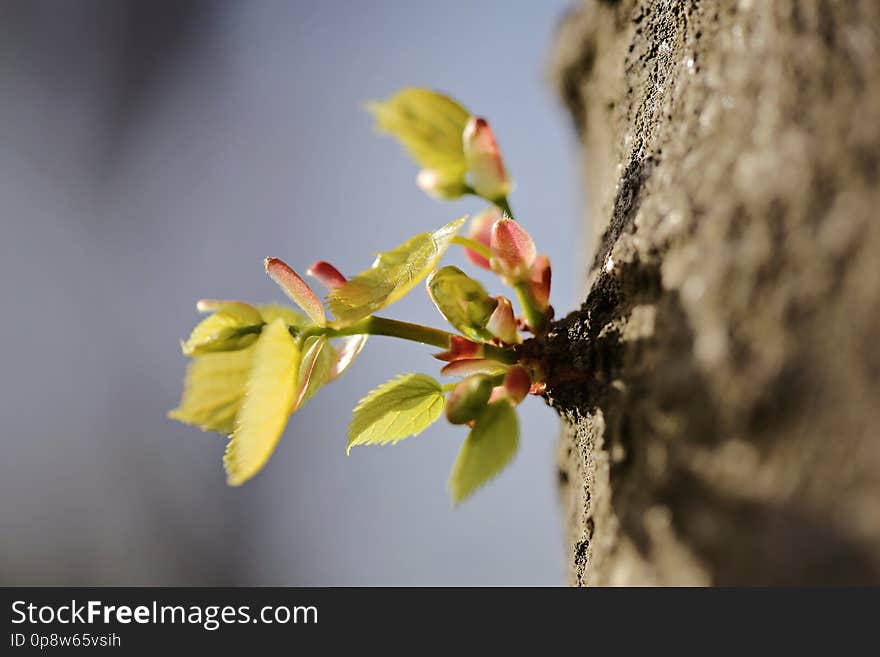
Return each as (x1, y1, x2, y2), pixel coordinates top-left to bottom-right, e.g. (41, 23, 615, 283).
(224, 319, 300, 486)
(347, 373, 445, 454)
(427, 266, 497, 341)
(196, 299, 263, 324)
(293, 335, 337, 411)
(258, 303, 310, 328)
(168, 344, 255, 434)
(367, 88, 471, 181)
(181, 309, 262, 356)
(448, 399, 519, 504)
(328, 217, 466, 326)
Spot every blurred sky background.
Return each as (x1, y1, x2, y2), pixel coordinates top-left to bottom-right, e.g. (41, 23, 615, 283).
(0, 0, 582, 585)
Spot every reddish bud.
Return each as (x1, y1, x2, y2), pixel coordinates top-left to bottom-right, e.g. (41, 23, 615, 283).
(463, 117, 511, 202)
(530, 255, 551, 310)
(307, 260, 347, 290)
(502, 366, 531, 405)
(433, 335, 485, 362)
(440, 358, 508, 378)
(463, 208, 498, 269)
(490, 218, 536, 283)
(486, 296, 520, 344)
(265, 257, 326, 325)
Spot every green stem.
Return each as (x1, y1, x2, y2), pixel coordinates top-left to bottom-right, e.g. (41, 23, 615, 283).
(451, 236, 491, 260)
(463, 189, 515, 220)
(496, 196, 515, 221)
(323, 315, 518, 364)
(514, 283, 546, 334)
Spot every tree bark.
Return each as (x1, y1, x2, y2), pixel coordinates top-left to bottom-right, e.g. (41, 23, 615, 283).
(544, 0, 880, 585)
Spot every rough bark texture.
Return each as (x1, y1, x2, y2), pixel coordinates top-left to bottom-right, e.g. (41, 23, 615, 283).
(544, 0, 880, 585)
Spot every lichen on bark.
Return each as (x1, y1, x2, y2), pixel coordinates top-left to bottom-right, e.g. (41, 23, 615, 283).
(544, 0, 880, 585)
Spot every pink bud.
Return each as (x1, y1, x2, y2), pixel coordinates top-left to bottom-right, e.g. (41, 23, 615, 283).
(502, 366, 531, 405)
(307, 260, 347, 290)
(490, 217, 536, 283)
(265, 257, 326, 325)
(486, 296, 520, 344)
(440, 358, 508, 378)
(433, 335, 485, 362)
(530, 255, 551, 310)
(463, 117, 510, 202)
(463, 208, 498, 269)
(416, 169, 467, 200)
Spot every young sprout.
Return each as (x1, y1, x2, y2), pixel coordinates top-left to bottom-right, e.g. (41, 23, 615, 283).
(368, 87, 516, 219)
(169, 87, 555, 503)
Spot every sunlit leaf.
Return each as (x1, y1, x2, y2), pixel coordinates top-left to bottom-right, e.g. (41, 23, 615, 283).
(427, 266, 497, 341)
(293, 335, 337, 411)
(181, 310, 262, 356)
(224, 319, 300, 486)
(168, 345, 255, 434)
(448, 399, 519, 504)
(328, 217, 466, 326)
(347, 373, 445, 454)
(367, 88, 471, 182)
(196, 299, 263, 323)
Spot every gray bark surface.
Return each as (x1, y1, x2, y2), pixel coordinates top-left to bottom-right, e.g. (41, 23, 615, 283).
(544, 0, 880, 585)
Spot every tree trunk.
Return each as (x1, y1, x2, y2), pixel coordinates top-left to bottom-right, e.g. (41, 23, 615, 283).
(544, 0, 880, 585)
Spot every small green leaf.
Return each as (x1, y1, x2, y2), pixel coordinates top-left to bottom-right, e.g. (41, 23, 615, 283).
(328, 217, 466, 326)
(224, 319, 300, 486)
(258, 303, 310, 328)
(347, 373, 445, 453)
(196, 299, 263, 324)
(168, 344, 255, 434)
(427, 266, 497, 341)
(293, 335, 337, 411)
(449, 399, 519, 504)
(367, 88, 471, 183)
(182, 310, 262, 356)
